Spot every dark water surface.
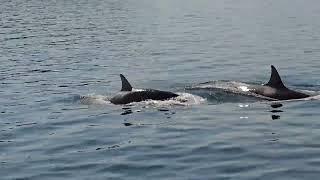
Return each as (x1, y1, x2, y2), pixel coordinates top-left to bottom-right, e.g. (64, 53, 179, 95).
(1, 0, 320, 179)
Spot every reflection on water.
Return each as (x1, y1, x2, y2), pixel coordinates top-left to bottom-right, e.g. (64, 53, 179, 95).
(270, 102, 283, 120)
(270, 110, 283, 113)
(271, 114, 281, 120)
(121, 109, 133, 115)
(271, 103, 283, 108)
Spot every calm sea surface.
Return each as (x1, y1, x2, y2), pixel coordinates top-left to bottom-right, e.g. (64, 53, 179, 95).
(1, 0, 320, 179)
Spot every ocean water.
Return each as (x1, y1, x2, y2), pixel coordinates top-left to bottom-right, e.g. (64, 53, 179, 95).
(1, 0, 320, 179)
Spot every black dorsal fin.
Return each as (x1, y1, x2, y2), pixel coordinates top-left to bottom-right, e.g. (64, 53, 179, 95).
(265, 65, 287, 89)
(120, 74, 132, 91)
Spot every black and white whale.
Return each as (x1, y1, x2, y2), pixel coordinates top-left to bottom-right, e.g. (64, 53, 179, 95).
(186, 65, 311, 102)
(109, 74, 179, 104)
(245, 65, 310, 100)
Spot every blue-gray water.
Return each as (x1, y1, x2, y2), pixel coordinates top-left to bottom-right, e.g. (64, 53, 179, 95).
(1, 0, 320, 179)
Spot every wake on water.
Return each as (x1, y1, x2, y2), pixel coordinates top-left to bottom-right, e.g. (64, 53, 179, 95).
(78, 92, 206, 107)
(75, 80, 319, 109)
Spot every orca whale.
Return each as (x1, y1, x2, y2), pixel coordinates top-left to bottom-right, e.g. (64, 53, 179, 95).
(247, 65, 309, 100)
(109, 74, 179, 104)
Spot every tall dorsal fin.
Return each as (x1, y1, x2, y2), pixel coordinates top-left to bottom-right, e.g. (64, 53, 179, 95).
(120, 74, 132, 91)
(265, 65, 287, 89)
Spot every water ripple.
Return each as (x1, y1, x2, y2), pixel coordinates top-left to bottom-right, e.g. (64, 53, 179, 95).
(1, 0, 320, 179)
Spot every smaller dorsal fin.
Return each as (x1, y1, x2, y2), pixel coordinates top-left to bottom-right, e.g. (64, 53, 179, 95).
(120, 74, 132, 91)
(265, 65, 287, 89)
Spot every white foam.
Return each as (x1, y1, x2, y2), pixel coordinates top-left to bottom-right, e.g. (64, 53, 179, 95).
(305, 94, 320, 100)
(239, 86, 250, 92)
(177, 92, 206, 104)
(238, 104, 249, 108)
(133, 92, 206, 107)
(79, 94, 110, 105)
(79, 92, 206, 107)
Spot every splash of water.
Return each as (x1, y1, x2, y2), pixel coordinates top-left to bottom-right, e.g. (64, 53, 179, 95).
(138, 92, 206, 107)
(79, 92, 206, 107)
(79, 94, 111, 105)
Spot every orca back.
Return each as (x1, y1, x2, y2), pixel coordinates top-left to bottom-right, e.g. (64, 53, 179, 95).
(110, 89, 179, 104)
